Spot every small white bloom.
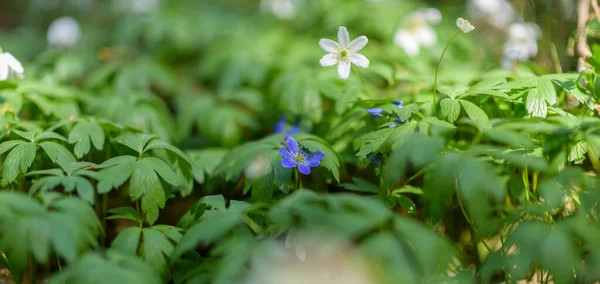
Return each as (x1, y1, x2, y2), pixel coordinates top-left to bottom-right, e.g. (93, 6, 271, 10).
(47, 17, 81, 47)
(468, 0, 516, 30)
(319, 26, 369, 80)
(0, 52, 24, 81)
(393, 8, 442, 57)
(501, 22, 541, 69)
(260, 0, 302, 20)
(120, 0, 158, 14)
(456, 18, 475, 33)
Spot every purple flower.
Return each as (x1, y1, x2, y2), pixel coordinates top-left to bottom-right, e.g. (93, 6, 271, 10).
(274, 115, 300, 137)
(367, 108, 384, 117)
(280, 137, 324, 175)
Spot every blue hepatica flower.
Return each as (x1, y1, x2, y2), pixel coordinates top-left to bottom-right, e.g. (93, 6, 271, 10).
(392, 100, 404, 107)
(366, 153, 384, 165)
(274, 115, 300, 137)
(280, 137, 324, 175)
(366, 107, 384, 117)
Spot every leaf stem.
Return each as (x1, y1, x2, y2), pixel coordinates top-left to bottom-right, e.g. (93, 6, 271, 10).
(353, 66, 374, 98)
(433, 30, 462, 116)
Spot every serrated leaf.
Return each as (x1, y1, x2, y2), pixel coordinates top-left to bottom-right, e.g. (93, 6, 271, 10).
(458, 99, 489, 122)
(440, 98, 461, 123)
(526, 88, 547, 118)
(1, 142, 36, 184)
(96, 156, 137, 194)
(39, 141, 77, 170)
(68, 121, 105, 158)
(129, 158, 167, 225)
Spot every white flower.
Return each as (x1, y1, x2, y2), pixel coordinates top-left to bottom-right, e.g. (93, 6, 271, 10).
(260, 0, 302, 20)
(468, 0, 516, 30)
(121, 0, 158, 14)
(319, 26, 369, 80)
(502, 22, 541, 69)
(393, 8, 442, 57)
(47, 17, 81, 47)
(456, 18, 475, 33)
(0, 52, 24, 81)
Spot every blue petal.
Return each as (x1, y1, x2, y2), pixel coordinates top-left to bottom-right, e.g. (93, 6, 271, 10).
(286, 137, 299, 154)
(307, 151, 324, 167)
(273, 115, 287, 133)
(392, 100, 404, 107)
(286, 125, 300, 136)
(395, 117, 409, 123)
(298, 165, 311, 175)
(366, 108, 384, 116)
(280, 148, 293, 160)
(281, 159, 297, 168)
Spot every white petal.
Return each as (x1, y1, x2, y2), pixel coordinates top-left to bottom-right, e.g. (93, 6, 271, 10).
(319, 39, 340, 53)
(0, 62, 8, 81)
(414, 26, 437, 47)
(456, 17, 475, 33)
(348, 36, 368, 52)
(394, 30, 420, 57)
(320, 53, 338, 67)
(421, 8, 442, 24)
(338, 26, 350, 47)
(350, 53, 369, 68)
(3, 53, 24, 74)
(338, 61, 351, 80)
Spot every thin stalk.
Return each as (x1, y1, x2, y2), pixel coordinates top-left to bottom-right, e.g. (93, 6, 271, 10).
(456, 182, 492, 261)
(588, 146, 600, 173)
(353, 66, 374, 98)
(432, 30, 462, 116)
(242, 214, 263, 234)
(56, 254, 64, 283)
(522, 167, 530, 203)
(136, 200, 142, 228)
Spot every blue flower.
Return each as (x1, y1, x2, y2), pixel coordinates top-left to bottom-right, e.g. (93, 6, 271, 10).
(274, 115, 300, 137)
(392, 100, 404, 107)
(366, 108, 384, 117)
(280, 137, 324, 175)
(366, 153, 384, 165)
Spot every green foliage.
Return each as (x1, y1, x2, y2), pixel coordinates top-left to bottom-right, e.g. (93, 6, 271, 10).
(0, 0, 596, 283)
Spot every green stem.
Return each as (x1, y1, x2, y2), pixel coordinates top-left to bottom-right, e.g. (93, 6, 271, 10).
(353, 66, 374, 98)
(432, 30, 462, 116)
(136, 200, 143, 228)
(242, 214, 263, 234)
(522, 167, 530, 203)
(56, 254, 64, 283)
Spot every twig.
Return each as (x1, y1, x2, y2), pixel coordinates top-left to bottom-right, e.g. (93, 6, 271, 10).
(591, 0, 600, 24)
(576, 0, 592, 71)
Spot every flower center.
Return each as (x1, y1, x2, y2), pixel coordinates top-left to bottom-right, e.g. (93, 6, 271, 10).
(340, 50, 348, 60)
(295, 154, 305, 163)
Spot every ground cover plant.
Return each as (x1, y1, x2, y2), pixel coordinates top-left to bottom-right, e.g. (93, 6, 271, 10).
(0, 0, 598, 283)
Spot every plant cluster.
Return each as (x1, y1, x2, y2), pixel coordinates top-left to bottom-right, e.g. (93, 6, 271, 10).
(0, 0, 597, 283)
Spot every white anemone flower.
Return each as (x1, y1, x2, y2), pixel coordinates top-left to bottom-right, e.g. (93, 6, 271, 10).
(47, 17, 81, 48)
(502, 22, 541, 69)
(260, 0, 302, 20)
(456, 18, 475, 33)
(121, 0, 158, 14)
(0, 51, 24, 81)
(319, 26, 369, 80)
(468, 0, 516, 30)
(393, 8, 442, 57)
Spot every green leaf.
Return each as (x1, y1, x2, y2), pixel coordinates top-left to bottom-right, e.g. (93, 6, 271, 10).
(68, 121, 105, 158)
(96, 156, 137, 194)
(48, 250, 162, 284)
(525, 88, 548, 118)
(39, 141, 77, 170)
(111, 227, 142, 256)
(340, 177, 380, 193)
(440, 98, 461, 123)
(1, 142, 36, 184)
(142, 227, 181, 280)
(129, 158, 168, 225)
(106, 207, 142, 223)
(143, 157, 180, 186)
(458, 99, 489, 123)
